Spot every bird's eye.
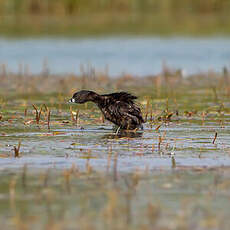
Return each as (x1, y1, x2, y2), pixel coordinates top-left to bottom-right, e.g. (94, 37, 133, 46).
(72, 98, 75, 102)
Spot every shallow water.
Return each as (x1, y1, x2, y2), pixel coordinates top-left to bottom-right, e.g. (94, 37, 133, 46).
(1, 120, 230, 171)
(0, 166, 229, 230)
(1, 89, 230, 229)
(0, 37, 230, 76)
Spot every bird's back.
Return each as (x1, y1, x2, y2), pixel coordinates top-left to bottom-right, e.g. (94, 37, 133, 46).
(101, 92, 137, 103)
(99, 92, 144, 129)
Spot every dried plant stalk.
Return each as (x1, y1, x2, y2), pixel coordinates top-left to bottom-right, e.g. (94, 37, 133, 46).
(47, 109, 51, 131)
(14, 141, 21, 158)
(212, 132, 218, 144)
(32, 104, 43, 124)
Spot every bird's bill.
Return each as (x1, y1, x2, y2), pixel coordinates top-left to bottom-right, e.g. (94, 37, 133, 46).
(68, 98, 75, 103)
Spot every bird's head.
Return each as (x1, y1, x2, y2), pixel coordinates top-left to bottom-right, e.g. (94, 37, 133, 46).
(69, 90, 97, 104)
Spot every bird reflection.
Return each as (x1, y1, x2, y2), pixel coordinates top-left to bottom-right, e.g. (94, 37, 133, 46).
(102, 130, 143, 139)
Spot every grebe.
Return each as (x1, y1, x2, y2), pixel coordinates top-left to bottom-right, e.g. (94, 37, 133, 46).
(69, 90, 144, 132)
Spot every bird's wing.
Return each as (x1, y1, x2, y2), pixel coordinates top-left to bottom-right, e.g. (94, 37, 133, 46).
(107, 101, 144, 124)
(118, 102, 144, 122)
(102, 92, 137, 102)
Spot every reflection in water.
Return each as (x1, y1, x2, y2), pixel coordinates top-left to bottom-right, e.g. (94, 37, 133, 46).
(102, 131, 143, 139)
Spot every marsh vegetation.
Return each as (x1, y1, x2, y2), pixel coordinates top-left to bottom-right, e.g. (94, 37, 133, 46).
(1, 68, 230, 229)
(1, 0, 230, 228)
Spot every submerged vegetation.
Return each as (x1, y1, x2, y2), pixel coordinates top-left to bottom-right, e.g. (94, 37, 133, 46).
(1, 0, 230, 36)
(1, 66, 230, 229)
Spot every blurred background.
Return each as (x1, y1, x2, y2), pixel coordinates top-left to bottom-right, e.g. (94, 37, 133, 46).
(0, 0, 230, 76)
(1, 0, 230, 36)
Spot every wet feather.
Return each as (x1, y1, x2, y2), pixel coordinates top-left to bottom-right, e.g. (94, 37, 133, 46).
(69, 90, 144, 130)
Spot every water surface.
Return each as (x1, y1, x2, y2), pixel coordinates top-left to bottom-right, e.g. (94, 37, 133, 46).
(0, 37, 230, 76)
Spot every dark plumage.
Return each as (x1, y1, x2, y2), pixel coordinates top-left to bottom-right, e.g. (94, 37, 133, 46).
(69, 90, 144, 131)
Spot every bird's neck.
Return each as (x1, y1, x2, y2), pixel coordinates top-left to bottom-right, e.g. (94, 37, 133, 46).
(89, 93, 103, 104)
(91, 94, 108, 108)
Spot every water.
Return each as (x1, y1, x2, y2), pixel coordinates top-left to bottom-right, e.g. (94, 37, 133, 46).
(1, 122, 230, 171)
(0, 37, 230, 76)
(1, 76, 230, 230)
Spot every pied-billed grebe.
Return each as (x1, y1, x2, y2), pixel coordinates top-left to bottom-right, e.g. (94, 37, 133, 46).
(69, 90, 144, 132)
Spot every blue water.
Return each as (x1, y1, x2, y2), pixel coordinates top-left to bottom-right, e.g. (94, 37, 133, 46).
(0, 37, 230, 76)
